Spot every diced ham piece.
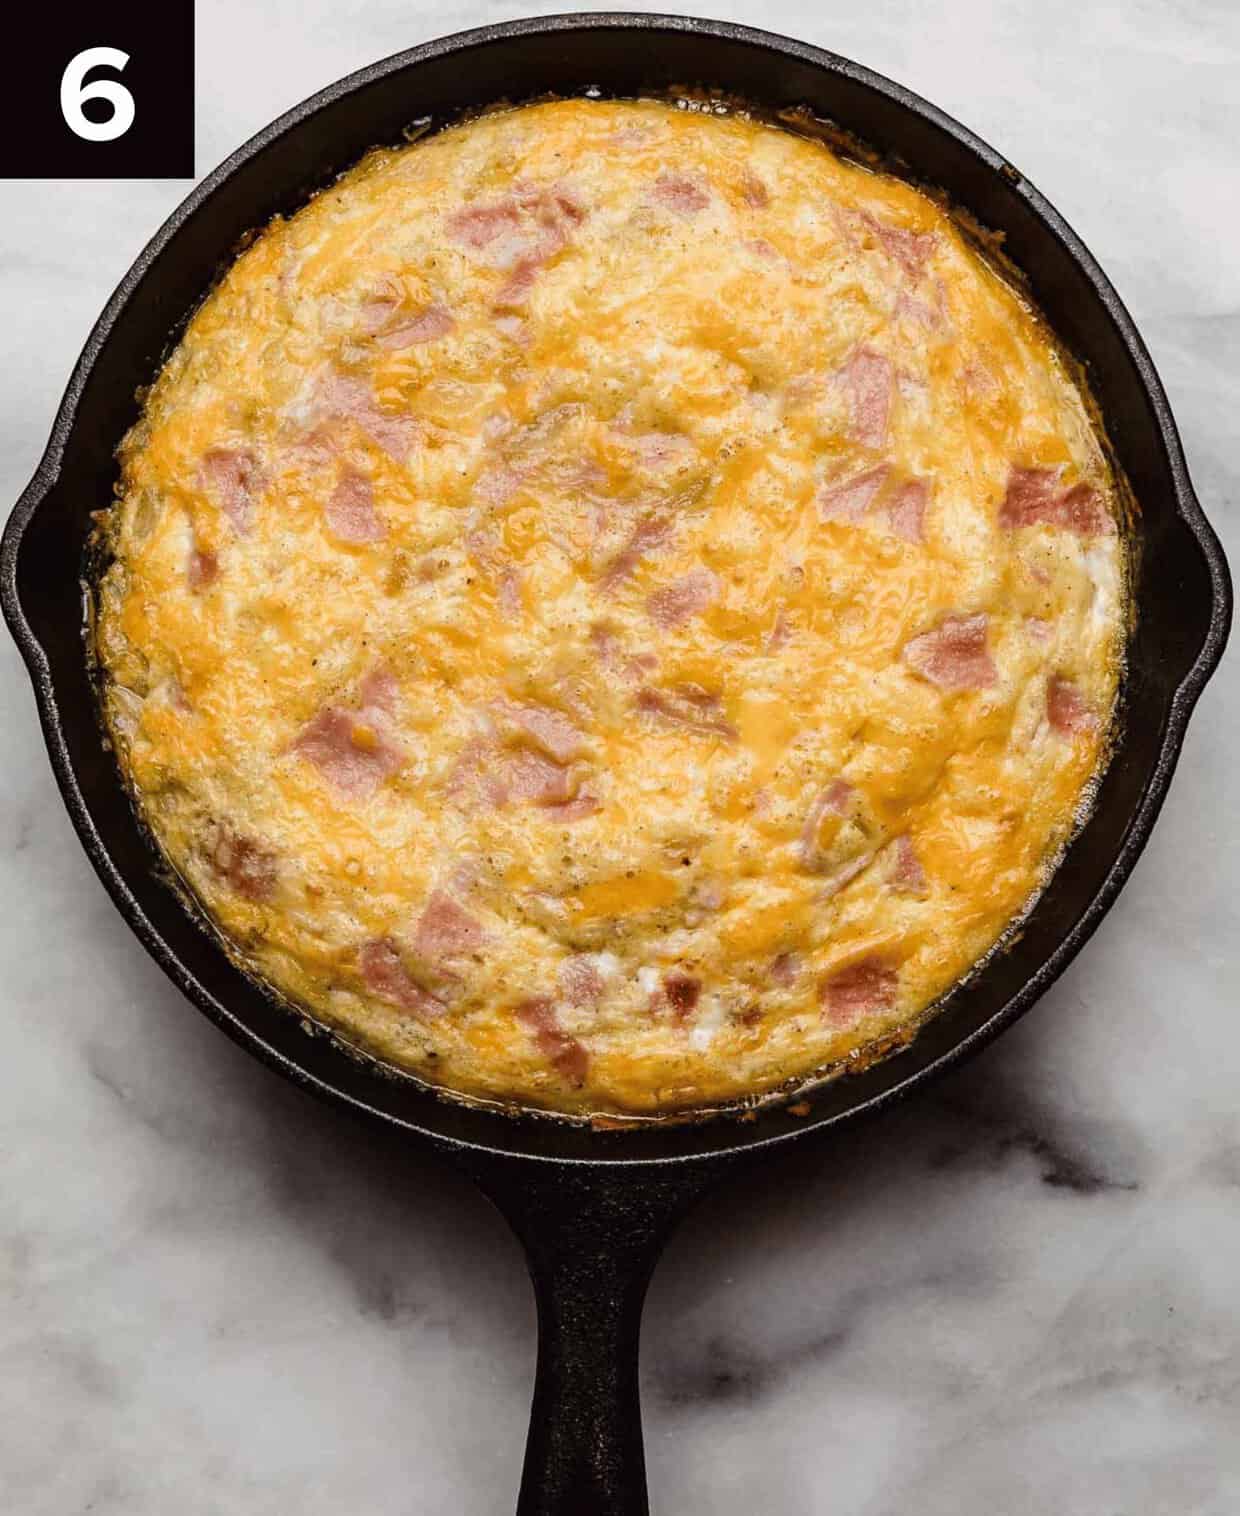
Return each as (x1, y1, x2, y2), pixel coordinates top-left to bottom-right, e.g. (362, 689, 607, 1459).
(446, 738, 508, 810)
(961, 360, 1001, 401)
(543, 793, 601, 823)
(480, 697, 591, 809)
(359, 280, 401, 333)
(1046, 675, 1097, 737)
(651, 172, 710, 215)
(1057, 482, 1111, 536)
(859, 211, 936, 280)
(798, 779, 855, 866)
(999, 467, 1058, 528)
(883, 477, 929, 544)
(504, 748, 578, 807)
(449, 185, 586, 307)
(414, 891, 486, 961)
(187, 546, 218, 591)
(897, 290, 942, 329)
(466, 528, 524, 619)
(621, 430, 696, 472)
(819, 464, 890, 523)
(739, 170, 770, 208)
(888, 835, 928, 896)
(820, 955, 898, 1028)
(525, 185, 586, 225)
(770, 951, 802, 986)
(496, 260, 543, 308)
(903, 614, 997, 691)
(516, 997, 588, 1084)
(358, 410, 418, 466)
(357, 666, 399, 713)
(663, 973, 701, 1021)
(537, 185, 586, 219)
(601, 514, 672, 591)
(766, 608, 791, 652)
(553, 448, 608, 494)
(207, 826, 276, 902)
(819, 852, 875, 902)
(499, 702, 586, 764)
(326, 468, 386, 544)
(837, 347, 893, 450)
(450, 717, 590, 813)
(822, 780, 855, 813)
(498, 567, 524, 621)
(590, 623, 657, 685)
(294, 708, 405, 797)
(315, 372, 418, 462)
(647, 567, 719, 629)
(290, 423, 341, 466)
(472, 463, 523, 508)
(637, 683, 737, 740)
(374, 304, 455, 349)
(293, 668, 405, 799)
(447, 202, 522, 249)
(201, 448, 262, 534)
(999, 467, 1112, 537)
(560, 955, 604, 1007)
(819, 465, 929, 543)
(359, 938, 444, 1019)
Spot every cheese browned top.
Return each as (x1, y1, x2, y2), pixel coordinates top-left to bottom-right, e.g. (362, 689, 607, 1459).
(96, 98, 1125, 1116)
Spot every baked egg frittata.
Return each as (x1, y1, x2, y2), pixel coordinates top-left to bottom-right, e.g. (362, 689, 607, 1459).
(96, 98, 1126, 1116)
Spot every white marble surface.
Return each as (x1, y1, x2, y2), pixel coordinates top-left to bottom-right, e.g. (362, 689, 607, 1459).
(2, 2, 1237, 1511)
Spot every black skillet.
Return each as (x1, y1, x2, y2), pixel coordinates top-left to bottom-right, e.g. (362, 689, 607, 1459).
(1, 14, 1230, 1514)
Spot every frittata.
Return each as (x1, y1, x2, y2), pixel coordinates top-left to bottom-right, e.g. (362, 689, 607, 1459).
(96, 98, 1126, 1116)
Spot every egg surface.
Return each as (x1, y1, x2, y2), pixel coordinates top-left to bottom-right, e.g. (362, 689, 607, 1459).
(97, 98, 1126, 1115)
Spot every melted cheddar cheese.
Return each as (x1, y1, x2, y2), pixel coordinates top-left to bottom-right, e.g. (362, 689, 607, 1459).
(96, 99, 1126, 1116)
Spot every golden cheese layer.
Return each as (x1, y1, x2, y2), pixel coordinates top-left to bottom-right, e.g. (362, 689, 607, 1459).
(97, 98, 1125, 1116)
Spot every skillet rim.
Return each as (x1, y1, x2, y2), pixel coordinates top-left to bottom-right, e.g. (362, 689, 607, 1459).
(0, 12, 1231, 1170)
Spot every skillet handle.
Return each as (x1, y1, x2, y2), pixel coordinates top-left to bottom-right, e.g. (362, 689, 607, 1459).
(467, 1156, 725, 1516)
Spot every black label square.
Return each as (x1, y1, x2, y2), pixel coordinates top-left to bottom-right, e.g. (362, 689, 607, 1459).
(0, 0, 193, 179)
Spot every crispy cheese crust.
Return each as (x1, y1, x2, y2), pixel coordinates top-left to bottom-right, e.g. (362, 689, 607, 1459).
(97, 99, 1125, 1116)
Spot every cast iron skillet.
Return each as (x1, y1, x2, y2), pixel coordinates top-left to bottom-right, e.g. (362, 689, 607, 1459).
(1, 14, 1230, 1513)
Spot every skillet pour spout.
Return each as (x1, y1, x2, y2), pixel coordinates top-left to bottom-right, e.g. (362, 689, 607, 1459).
(1, 15, 1229, 1514)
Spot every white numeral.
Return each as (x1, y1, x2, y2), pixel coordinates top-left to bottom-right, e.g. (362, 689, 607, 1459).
(61, 47, 135, 143)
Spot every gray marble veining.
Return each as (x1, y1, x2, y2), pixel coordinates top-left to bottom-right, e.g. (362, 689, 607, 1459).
(1, 2, 1237, 1511)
